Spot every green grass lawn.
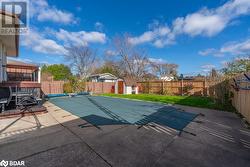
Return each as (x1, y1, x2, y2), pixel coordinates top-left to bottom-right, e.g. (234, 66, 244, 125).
(101, 93, 234, 111)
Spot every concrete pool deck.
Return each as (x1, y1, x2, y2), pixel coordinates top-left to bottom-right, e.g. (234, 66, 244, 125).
(0, 97, 250, 167)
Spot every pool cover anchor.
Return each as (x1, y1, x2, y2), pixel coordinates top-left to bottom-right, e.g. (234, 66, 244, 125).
(136, 122, 156, 129)
(178, 130, 196, 136)
(192, 113, 205, 124)
(177, 112, 205, 136)
(78, 122, 102, 130)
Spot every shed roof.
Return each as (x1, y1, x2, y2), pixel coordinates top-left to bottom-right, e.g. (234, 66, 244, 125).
(90, 73, 118, 80)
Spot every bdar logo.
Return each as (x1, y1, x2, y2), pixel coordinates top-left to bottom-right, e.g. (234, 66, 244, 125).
(0, 160, 8, 167)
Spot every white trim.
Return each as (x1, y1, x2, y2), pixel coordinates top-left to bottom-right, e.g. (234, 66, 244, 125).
(38, 67, 41, 83)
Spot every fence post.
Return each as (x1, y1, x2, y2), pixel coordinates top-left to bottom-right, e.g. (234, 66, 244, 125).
(49, 83, 51, 94)
(181, 79, 183, 96)
(162, 81, 164, 95)
(102, 82, 104, 93)
(203, 79, 207, 96)
(148, 81, 150, 94)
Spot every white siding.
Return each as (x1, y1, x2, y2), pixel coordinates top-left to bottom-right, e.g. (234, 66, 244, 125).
(125, 86, 139, 94)
(125, 86, 132, 94)
(103, 79, 115, 82)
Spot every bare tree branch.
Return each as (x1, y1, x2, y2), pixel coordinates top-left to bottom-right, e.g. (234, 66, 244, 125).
(65, 46, 97, 79)
(150, 61, 178, 78)
(112, 35, 149, 80)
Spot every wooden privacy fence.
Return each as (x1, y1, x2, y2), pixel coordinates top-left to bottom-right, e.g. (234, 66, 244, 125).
(41, 81, 115, 95)
(41, 81, 65, 95)
(85, 82, 115, 94)
(137, 80, 208, 96)
(40, 76, 250, 123)
(230, 73, 250, 122)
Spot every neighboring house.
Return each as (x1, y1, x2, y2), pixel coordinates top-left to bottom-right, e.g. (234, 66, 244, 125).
(89, 73, 118, 82)
(160, 75, 174, 81)
(178, 76, 205, 81)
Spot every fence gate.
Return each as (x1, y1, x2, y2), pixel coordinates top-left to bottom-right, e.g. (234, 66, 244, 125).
(118, 81, 124, 94)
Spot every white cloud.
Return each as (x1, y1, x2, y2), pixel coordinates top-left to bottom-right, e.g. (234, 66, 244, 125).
(199, 38, 250, 57)
(129, 0, 250, 47)
(95, 22, 104, 31)
(33, 39, 67, 55)
(149, 58, 167, 64)
(128, 31, 155, 45)
(105, 50, 117, 56)
(8, 57, 33, 63)
(21, 27, 107, 55)
(21, 29, 68, 55)
(37, 8, 76, 24)
(55, 29, 106, 46)
(173, 0, 250, 37)
(30, 0, 77, 24)
(128, 26, 171, 47)
(201, 64, 216, 72)
(198, 48, 225, 57)
(198, 48, 217, 56)
(220, 39, 250, 55)
(174, 11, 226, 37)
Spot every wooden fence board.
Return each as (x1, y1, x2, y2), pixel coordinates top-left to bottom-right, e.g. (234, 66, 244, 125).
(41, 81, 64, 95)
(41, 76, 250, 123)
(230, 72, 250, 122)
(42, 81, 115, 95)
(138, 80, 207, 96)
(85, 82, 115, 94)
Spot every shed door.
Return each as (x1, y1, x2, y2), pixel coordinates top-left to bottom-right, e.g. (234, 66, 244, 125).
(118, 81, 124, 94)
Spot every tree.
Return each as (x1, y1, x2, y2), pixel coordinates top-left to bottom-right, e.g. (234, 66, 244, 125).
(150, 61, 178, 78)
(93, 61, 120, 77)
(41, 64, 72, 81)
(112, 35, 149, 80)
(66, 46, 97, 79)
(222, 57, 250, 76)
(210, 68, 218, 78)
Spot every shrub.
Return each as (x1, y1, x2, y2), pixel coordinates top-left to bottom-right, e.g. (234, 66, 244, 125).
(63, 82, 73, 93)
(63, 78, 86, 93)
(183, 84, 194, 95)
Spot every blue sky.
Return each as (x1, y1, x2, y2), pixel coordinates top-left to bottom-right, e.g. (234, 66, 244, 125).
(14, 0, 250, 75)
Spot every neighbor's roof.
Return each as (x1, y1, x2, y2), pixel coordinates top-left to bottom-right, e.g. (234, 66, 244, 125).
(7, 59, 38, 68)
(90, 73, 118, 80)
(160, 75, 174, 81)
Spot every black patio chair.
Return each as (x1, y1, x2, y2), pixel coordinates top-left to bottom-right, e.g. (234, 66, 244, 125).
(0, 87, 12, 112)
(15, 88, 41, 111)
